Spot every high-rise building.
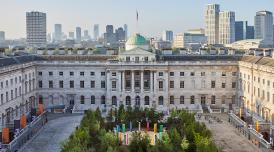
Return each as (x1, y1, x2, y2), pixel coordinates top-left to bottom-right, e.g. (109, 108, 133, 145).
(235, 21, 247, 41)
(162, 30, 173, 42)
(124, 24, 128, 40)
(54, 24, 62, 42)
(183, 32, 207, 48)
(93, 24, 99, 40)
(205, 4, 220, 44)
(173, 33, 184, 48)
(0, 31, 5, 43)
(246, 26, 255, 39)
(76, 27, 81, 43)
(68, 32, 74, 40)
(219, 11, 235, 44)
(115, 27, 126, 41)
(83, 30, 90, 40)
(104, 25, 116, 45)
(255, 11, 273, 47)
(26, 11, 47, 47)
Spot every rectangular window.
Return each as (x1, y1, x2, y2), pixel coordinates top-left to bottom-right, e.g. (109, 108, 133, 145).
(159, 81, 163, 89)
(170, 96, 174, 104)
(126, 57, 130, 62)
(144, 57, 148, 62)
(70, 81, 74, 88)
(90, 96, 95, 104)
(49, 72, 53, 76)
(0, 94, 3, 104)
(80, 81, 85, 88)
(112, 72, 116, 76)
(180, 96, 184, 104)
(59, 81, 63, 88)
(232, 72, 237, 76)
(38, 71, 42, 76)
(159, 72, 163, 76)
(169, 72, 174, 76)
(180, 81, 184, 88)
(112, 81, 116, 89)
(222, 83, 226, 88)
(211, 95, 216, 104)
(267, 92, 270, 101)
(191, 96, 195, 104)
(190, 72, 195, 76)
(59, 72, 63, 76)
(232, 82, 236, 88)
(201, 72, 205, 76)
(49, 81, 53, 88)
(101, 81, 105, 88)
(70, 72, 74, 76)
(135, 57, 139, 62)
(90, 72, 95, 76)
(211, 81, 216, 88)
(170, 81, 174, 88)
(38, 81, 42, 88)
(90, 81, 95, 88)
(101, 72, 105, 76)
(80, 72, 84, 76)
(180, 72, 184, 76)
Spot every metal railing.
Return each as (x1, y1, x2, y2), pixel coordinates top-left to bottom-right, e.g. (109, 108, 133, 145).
(1, 112, 47, 152)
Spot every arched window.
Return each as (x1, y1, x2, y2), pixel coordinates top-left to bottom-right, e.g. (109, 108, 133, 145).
(144, 96, 149, 105)
(80, 95, 85, 104)
(158, 96, 163, 105)
(126, 96, 131, 105)
(112, 96, 117, 106)
(91, 95, 95, 104)
(49, 95, 53, 105)
(38, 95, 43, 104)
(101, 96, 106, 104)
(135, 96, 140, 106)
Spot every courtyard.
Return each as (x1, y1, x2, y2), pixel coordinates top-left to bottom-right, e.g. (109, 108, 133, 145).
(197, 113, 263, 152)
(18, 114, 83, 152)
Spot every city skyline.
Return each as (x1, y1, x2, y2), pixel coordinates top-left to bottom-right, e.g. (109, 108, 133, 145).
(0, 0, 274, 39)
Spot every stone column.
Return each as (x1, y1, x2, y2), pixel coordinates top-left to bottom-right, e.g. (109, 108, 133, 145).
(141, 71, 144, 92)
(122, 71, 125, 92)
(131, 71, 134, 92)
(150, 71, 153, 92)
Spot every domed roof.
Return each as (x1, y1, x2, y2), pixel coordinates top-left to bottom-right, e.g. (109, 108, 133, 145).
(126, 33, 147, 45)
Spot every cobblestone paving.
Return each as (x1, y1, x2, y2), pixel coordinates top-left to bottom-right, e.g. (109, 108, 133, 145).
(19, 114, 83, 152)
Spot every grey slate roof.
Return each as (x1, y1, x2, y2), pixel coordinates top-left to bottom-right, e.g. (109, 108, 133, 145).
(0, 55, 45, 68)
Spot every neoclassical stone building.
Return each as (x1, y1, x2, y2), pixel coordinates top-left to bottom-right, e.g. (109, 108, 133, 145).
(0, 33, 273, 129)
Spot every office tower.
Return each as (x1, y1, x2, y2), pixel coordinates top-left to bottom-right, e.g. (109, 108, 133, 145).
(54, 24, 62, 42)
(26, 11, 47, 47)
(219, 11, 235, 44)
(115, 27, 126, 41)
(235, 21, 248, 41)
(246, 26, 254, 39)
(68, 32, 74, 40)
(106, 25, 113, 34)
(255, 11, 273, 47)
(124, 24, 128, 40)
(0, 31, 5, 43)
(183, 32, 207, 48)
(104, 25, 116, 45)
(162, 30, 173, 42)
(76, 27, 81, 43)
(173, 33, 184, 48)
(93, 24, 99, 40)
(83, 30, 90, 40)
(205, 4, 220, 44)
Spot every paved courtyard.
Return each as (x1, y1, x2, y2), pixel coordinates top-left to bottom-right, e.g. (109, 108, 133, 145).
(19, 114, 83, 152)
(197, 113, 263, 152)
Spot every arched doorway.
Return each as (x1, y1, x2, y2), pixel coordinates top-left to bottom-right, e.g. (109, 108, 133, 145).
(135, 96, 140, 106)
(126, 96, 131, 106)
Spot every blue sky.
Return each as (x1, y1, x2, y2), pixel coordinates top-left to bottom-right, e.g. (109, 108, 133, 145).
(0, 0, 273, 39)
